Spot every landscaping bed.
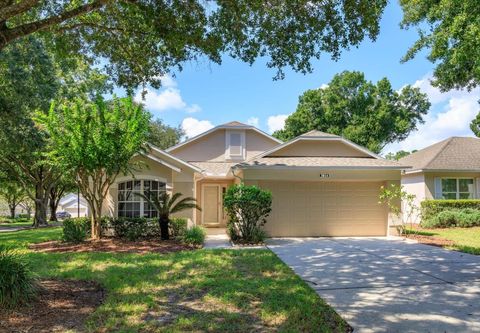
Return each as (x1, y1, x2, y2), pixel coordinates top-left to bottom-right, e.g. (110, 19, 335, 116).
(29, 238, 196, 254)
(0, 279, 105, 333)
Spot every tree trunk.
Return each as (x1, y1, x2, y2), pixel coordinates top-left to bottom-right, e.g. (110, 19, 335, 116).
(9, 205, 15, 219)
(33, 184, 49, 227)
(49, 198, 58, 221)
(159, 215, 169, 240)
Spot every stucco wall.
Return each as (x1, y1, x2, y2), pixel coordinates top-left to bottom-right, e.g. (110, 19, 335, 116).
(268, 140, 369, 157)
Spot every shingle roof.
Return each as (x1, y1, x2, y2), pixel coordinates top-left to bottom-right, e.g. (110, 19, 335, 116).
(222, 121, 249, 127)
(239, 156, 406, 169)
(399, 137, 480, 171)
(190, 162, 237, 176)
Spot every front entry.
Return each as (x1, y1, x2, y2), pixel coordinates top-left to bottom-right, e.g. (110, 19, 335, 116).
(202, 184, 223, 226)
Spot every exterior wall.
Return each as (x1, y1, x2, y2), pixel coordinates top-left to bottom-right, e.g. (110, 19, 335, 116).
(268, 140, 369, 157)
(424, 171, 480, 199)
(171, 172, 195, 226)
(170, 129, 280, 162)
(401, 173, 426, 207)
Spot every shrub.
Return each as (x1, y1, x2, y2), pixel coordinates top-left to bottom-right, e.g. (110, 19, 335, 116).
(170, 217, 187, 238)
(422, 208, 480, 228)
(421, 200, 480, 223)
(0, 246, 37, 309)
(182, 226, 206, 246)
(224, 184, 272, 244)
(62, 217, 90, 243)
(109, 217, 160, 240)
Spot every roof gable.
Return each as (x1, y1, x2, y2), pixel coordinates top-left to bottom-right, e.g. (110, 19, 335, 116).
(400, 137, 480, 172)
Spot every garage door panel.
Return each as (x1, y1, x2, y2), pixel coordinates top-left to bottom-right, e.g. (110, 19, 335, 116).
(259, 181, 387, 237)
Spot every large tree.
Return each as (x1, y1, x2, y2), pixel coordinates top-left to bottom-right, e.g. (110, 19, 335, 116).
(40, 97, 150, 239)
(400, 0, 480, 91)
(49, 177, 76, 221)
(0, 0, 387, 89)
(274, 71, 431, 154)
(147, 119, 184, 150)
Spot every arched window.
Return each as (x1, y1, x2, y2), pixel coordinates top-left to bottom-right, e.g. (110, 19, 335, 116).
(118, 180, 166, 218)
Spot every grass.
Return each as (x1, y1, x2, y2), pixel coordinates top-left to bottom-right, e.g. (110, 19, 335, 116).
(0, 227, 347, 332)
(408, 226, 480, 255)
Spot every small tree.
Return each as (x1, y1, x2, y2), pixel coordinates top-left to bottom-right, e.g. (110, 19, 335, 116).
(224, 184, 272, 243)
(0, 181, 27, 219)
(136, 192, 200, 240)
(379, 183, 419, 235)
(39, 97, 150, 239)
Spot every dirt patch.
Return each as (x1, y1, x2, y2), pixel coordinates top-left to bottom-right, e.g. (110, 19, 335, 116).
(406, 233, 455, 247)
(0, 279, 104, 333)
(29, 238, 195, 254)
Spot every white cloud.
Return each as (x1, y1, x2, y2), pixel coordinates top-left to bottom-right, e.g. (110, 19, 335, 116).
(181, 117, 214, 138)
(186, 104, 201, 114)
(134, 75, 201, 114)
(247, 117, 259, 127)
(320, 83, 329, 90)
(267, 114, 289, 133)
(384, 74, 479, 154)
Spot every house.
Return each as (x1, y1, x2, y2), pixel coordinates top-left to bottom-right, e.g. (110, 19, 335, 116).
(399, 137, 480, 210)
(59, 193, 89, 218)
(101, 121, 408, 236)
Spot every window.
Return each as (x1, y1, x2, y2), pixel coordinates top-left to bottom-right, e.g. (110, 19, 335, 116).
(118, 180, 166, 218)
(226, 131, 245, 159)
(440, 178, 474, 199)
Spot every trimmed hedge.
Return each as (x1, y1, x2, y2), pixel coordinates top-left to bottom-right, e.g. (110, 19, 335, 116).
(421, 200, 480, 224)
(422, 208, 480, 228)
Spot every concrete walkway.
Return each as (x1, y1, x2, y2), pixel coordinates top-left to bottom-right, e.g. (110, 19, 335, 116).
(204, 228, 232, 249)
(267, 237, 480, 333)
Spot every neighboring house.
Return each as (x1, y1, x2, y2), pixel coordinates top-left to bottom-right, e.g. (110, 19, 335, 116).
(101, 121, 407, 236)
(399, 137, 480, 213)
(59, 193, 89, 218)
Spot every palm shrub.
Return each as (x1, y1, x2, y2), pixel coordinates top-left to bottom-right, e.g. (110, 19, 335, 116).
(0, 246, 37, 309)
(135, 191, 200, 240)
(224, 184, 272, 243)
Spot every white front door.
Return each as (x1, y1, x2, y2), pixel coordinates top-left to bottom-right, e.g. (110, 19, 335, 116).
(202, 184, 222, 225)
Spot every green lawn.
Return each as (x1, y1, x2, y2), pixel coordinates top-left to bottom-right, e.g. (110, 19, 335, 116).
(409, 227, 480, 255)
(1, 228, 348, 332)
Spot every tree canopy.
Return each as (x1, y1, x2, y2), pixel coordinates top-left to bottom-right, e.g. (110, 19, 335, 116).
(0, 0, 387, 89)
(385, 150, 417, 161)
(147, 119, 184, 150)
(273, 71, 431, 154)
(400, 0, 480, 91)
(470, 112, 480, 137)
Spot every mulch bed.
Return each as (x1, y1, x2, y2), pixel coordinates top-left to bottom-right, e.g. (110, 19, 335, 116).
(29, 238, 195, 254)
(0, 279, 105, 333)
(405, 227, 456, 248)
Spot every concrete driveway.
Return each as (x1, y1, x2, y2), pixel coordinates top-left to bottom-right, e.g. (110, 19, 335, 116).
(267, 238, 480, 333)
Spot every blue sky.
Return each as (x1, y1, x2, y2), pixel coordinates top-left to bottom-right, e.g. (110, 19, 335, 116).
(127, 1, 479, 155)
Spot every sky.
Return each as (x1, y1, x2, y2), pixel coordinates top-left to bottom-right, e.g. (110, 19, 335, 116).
(125, 1, 479, 155)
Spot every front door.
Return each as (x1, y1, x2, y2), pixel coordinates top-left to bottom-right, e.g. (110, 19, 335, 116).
(202, 184, 222, 225)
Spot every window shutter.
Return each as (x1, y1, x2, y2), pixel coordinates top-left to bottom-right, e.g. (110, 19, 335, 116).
(476, 178, 480, 199)
(434, 177, 442, 199)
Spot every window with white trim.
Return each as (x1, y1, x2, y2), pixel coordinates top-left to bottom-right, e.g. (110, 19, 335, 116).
(440, 178, 474, 199)
(118, 180, 166, 218)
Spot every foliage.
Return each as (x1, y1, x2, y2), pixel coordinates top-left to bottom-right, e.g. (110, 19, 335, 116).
(136, 191, 200, 240)
(224, 184, 272, 244)
(39, 96, 150, 239)
(170, 218, 188, 239)
(400, 0, 480, 91)
(274, 71, 430, 153)
(0, 1, 387, 88)
(470, 112, 480, 138)
(107, 217, 160, 241)
(385, 150, 417, 161)
(0, 245, 37, 309)
(422, 209, 480, 228)
(421, 200, 480, 224)
(0, 180, 27, 219)
(378, 183, 419, 235)
(62, 217, 90, 243)
(147, 119, 184, 150)
(182, 226, 206, 246)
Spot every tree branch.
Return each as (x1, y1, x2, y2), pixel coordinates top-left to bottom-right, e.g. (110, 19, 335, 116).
(0, 0, 40, 22)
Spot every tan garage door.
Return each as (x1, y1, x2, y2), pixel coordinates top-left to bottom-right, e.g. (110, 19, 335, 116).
(259, 181, 387, 237)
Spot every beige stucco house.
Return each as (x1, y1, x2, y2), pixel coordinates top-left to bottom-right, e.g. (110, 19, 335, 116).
(102, 121, 408, 237)
(399, 137, 480, 211)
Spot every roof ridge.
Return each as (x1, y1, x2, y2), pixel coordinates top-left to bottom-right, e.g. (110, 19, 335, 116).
(423, 137, 454, 169)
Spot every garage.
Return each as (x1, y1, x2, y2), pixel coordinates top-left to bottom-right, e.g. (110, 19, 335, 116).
(257, 180, 388, 237)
